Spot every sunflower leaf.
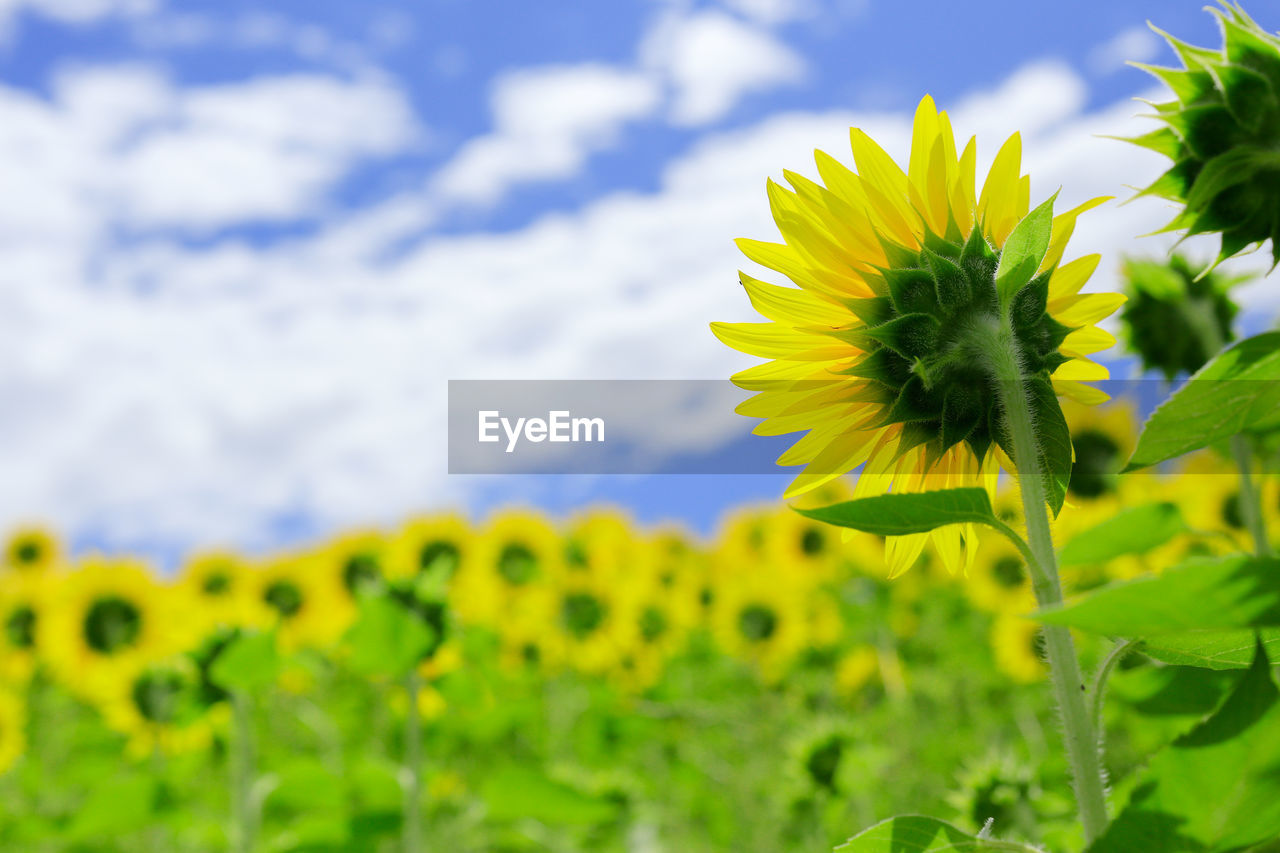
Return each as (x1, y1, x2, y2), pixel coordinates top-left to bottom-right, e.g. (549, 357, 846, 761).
(209, 629, 281, 693)
(1058, 502, 1189, 566)
(1125, 332, 1280, 471)
(1144, 629, 1280, 670)
(794, 488, 997, 537)
(345, 594, 436, 679)
(1088, 642, 1280, 853)
(835, 815, 1040, 851)
(994, 193, 1057, 307)
(1036, 554, 1280, 636)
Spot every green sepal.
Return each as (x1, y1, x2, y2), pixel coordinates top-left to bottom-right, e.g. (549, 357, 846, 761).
(860, 313, 941, 360)
(881, 266, 940, 316)
(922, 248, 971, 310)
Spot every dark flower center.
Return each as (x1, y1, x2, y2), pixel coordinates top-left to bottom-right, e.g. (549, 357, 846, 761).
(738, 603, 778, 642)
(561, 592, 606, 639)
(639, 605, 668, 642)
(264, 580, 304, 618)
(202, 571, 232, 596)
(419, 540, 460, 577)
(805, 735, 845, 792)
(342, 553, 381, 594)
(131, 671, 188, 724)
(800, 526, 826, 556)
(85, 596, 142, 654)
(993, 556, 1026, 589)
(5, 606, 36, 649)
(1069, 429, 1121, 499)
(498, 543, 538, 585)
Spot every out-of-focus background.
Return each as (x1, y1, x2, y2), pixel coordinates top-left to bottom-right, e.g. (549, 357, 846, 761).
(1, 0, 1273, 565)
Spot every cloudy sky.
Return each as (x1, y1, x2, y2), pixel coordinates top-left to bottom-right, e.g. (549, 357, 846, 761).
(1, 0, 1275, 564)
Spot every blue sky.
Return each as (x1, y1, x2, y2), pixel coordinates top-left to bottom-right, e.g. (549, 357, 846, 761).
(0, 0, 1274, 565)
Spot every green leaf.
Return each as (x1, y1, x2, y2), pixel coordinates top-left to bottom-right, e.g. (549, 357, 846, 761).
(994, 193, 1057, 306)
(344, 594, 436, 679)
(1089, 643, 1280, 852)
(1026, 374, 1071, 516)
(1144, 628, 1280, 670)
(1126, 332, 1280, 471)
(1038, 555, 1280, 636)
(480, 766, 619, 825)
(209, 629, 281, 693)
(794, 488, 998, 537)
(66, 772, 157, 840)
(1058, 502, 1189, 566)
(836, 815, 1040, 851)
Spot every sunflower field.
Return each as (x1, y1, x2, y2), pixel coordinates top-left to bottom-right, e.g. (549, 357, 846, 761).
(8, 3, 1280, 852)
(2, 425, 1279, 851)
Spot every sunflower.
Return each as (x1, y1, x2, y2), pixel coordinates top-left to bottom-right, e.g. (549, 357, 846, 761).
(41, 557, 191, 698)
(95, 655, 223, 758)
(0, 690, 24, 775)
(990, 613, 1046, 684)
(244, 552, 346, 651)
(708, 562, 813, 683)
(179, 550, 253, 632)
(761, 508, 841, 582)
(385, 513, 472, 583)
(1061, 400, 1138, 503)
(4, 525, 60, 573)
(711, 96, 1120, 577)
(0, 571, 52, 683)
(454, 510, 562, 629)
(964, 534, 1036, 615)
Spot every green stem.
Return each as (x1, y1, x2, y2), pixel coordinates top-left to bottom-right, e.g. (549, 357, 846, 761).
(404, 671, 423, 853)
(1231, 433, 1271, 558)
(1090, 638, 1142, 752)
(1179, 300, 1269, 558)
(977, 315, 1110, 844)
(231, 691, 255, 853)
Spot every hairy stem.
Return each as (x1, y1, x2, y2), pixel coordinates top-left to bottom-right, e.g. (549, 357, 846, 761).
(976, 315, 1110, 843)
(404, 670, 423, 853)
(231, 691, 255, 853)
(1231, 433, 1271, 558)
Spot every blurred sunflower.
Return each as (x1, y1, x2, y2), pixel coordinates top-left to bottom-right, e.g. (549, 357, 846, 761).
(965, 536, 1035, 615)
(41, 558, 189, 697)
(455, 510, 562, 628)
(709, 564, 811, 683)
(179, 551, 252, 631)
(323, 530, 387, 599)
(762, 508, 841, 582)
(0, 571, 52, 683)
(0, 690, 24, 775)
(385, 514, 472, 583)
(712, 96, 1120, 577)
(96, 655, 222, 758)
(245, 553, 345, 651)
(4, 525, 60, 573)
(1062, 401, 1137, 503)
(990, 613, 1046, 684)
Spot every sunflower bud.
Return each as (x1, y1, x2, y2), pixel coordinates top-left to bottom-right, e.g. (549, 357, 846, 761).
(1119, 254, 1245, 379)
(1131, 4, 1280, 267)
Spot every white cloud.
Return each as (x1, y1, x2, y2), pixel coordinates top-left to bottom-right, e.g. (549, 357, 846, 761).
(431, 64, 661, 206)
(1088, 25, 1162, 76)
(0, 67, 420, 241)
(3, 57, 1269, 560)
(719, 0, 814, 25)
(642, 9, 806, 126)
(0, 0, 153, 32)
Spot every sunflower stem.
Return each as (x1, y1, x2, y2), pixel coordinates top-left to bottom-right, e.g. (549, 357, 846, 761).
(1178, 298, 1270, 558)
(977, 314, 1110, 844)
(1231, 433, 1271, 558)
(403, 670, 424, 853)
(231, 690, 256, 853)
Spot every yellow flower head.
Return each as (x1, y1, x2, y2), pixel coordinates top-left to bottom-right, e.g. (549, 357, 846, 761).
(711, 96, 1122, 577)
(4, 525, 61, 573)
(41, 557, 194, 698)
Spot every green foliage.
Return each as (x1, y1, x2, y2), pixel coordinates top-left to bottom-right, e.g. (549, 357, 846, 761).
(480, 766, 620, 825)
(1038, 554, 1280, 636)
(1125, 332, 1280, 471)
(794, 489, 1004, 537)
(1090, 643, 1280, 852)
(995, 194, 1056, 307)
(344, 594, 437, 679)
(1143, 628, 1280, 670)
(1058, 502, 1188, 566)
(209, 630, 281, 693)
(835, 815, 1040, 852)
